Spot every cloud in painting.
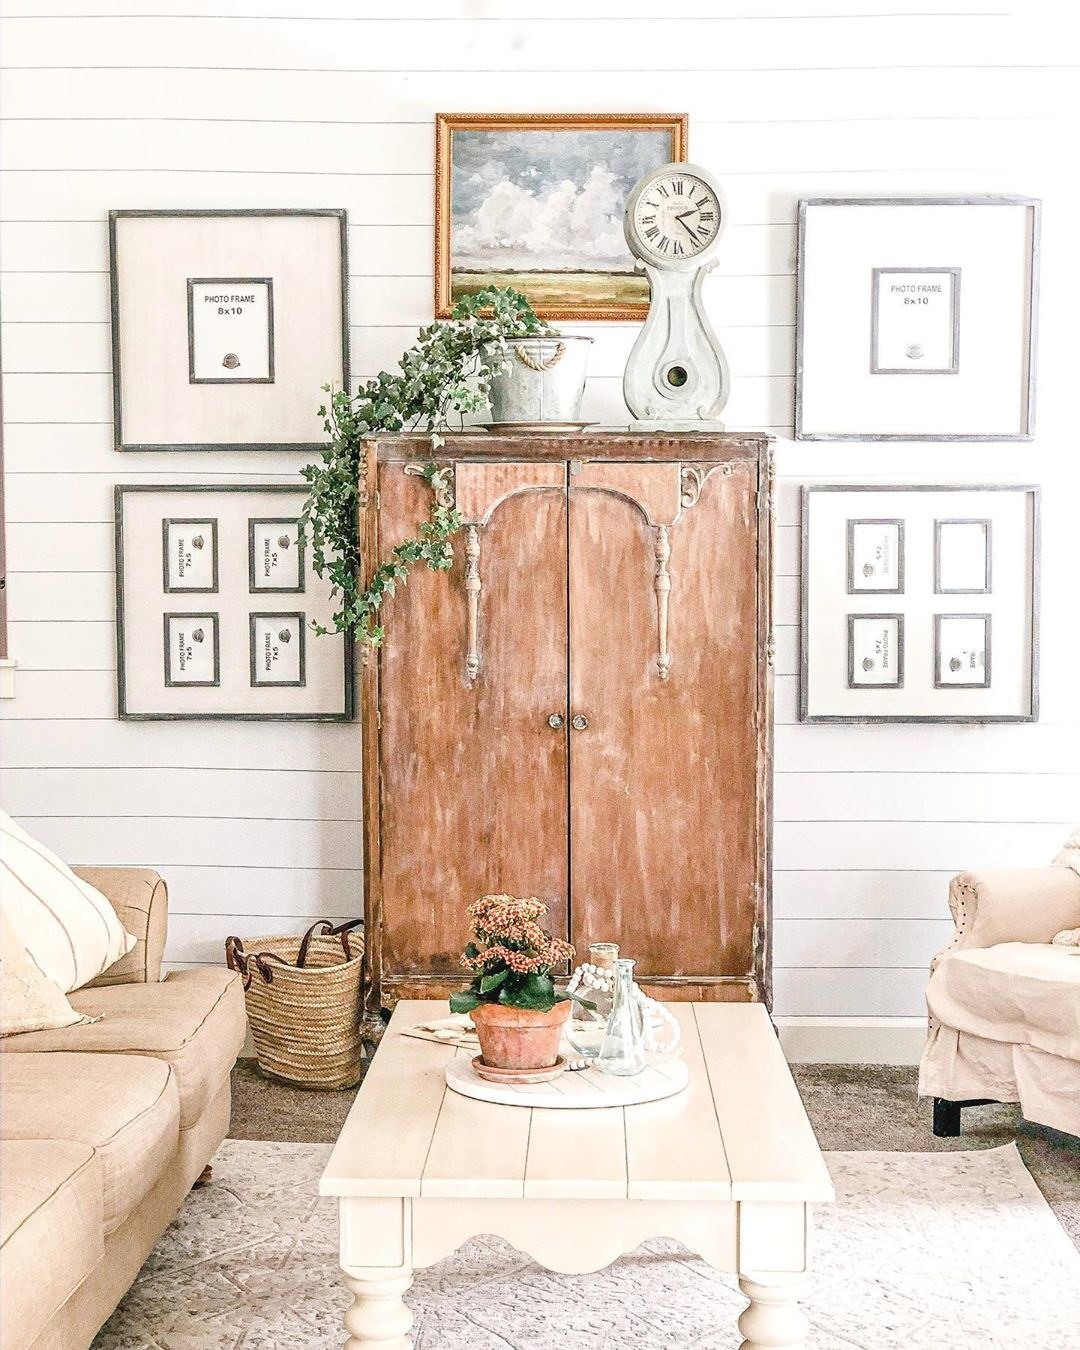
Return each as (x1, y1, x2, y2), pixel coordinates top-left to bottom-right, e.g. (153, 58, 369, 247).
(451, 128, 671, 274)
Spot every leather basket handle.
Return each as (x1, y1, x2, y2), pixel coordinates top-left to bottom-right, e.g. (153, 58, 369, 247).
(297, 917, 364, 967)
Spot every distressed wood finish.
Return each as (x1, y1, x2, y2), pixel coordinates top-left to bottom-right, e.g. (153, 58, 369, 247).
(322, 1000, 833, 1348)
(375, 460, 569, 990)
(362, 432, 772, 1016)
(568, 459, 761, 988)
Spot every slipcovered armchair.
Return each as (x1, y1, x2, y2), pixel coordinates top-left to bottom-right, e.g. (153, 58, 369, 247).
(919, 865, 1080, 1138)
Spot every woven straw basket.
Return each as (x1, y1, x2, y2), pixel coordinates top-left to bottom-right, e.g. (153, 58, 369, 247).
(225, 919, 364, 1090)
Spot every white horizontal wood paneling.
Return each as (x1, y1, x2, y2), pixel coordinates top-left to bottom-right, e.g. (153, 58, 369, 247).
(1, 767, 362, 819)
(773, 871, 955, 921)
(2, 2, 1076, 1025)
(774, 918, 955, 970)
(0, 718, 363, 769)
(18, 815, 360, 869)
(0, 16, 1048, 72)
(155, 865, 361, 918)
(773, 968, 931, 1019)
(167, 911, 355, 965)
(774, 773, 1080, 824)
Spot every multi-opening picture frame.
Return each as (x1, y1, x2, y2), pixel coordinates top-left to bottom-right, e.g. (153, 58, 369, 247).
(110, 209, 349, 451)
(800, 484, 1039, 723)
(115, 484, 353, 720)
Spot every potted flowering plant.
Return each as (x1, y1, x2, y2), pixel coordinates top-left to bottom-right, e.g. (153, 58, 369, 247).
(449, 895, 591, 1071)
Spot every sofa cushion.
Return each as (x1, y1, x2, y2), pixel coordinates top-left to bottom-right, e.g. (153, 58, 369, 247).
(0, 968, 245, 1129)
(927, 942, 1080, 1062)
(0, 1052, 179, 1233)
(0, 1139, 103, 1350)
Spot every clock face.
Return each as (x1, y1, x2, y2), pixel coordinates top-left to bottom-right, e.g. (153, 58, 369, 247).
(631, 171, 721, 262)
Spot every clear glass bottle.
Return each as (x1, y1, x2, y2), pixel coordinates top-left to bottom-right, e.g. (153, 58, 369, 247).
(598, 958, 647, 1077)
(565, 942, 619, 1062)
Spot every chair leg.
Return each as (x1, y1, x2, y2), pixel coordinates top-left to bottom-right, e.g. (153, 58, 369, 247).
(933, 1098, 962, 1137)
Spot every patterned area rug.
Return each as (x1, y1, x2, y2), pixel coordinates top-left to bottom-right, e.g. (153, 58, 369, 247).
(95, 1140, 1080, 1349)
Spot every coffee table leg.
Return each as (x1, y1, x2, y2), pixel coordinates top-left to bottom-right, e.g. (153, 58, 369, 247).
(343, 1266, 413, 1349)
(737, 1272, 809, 1349)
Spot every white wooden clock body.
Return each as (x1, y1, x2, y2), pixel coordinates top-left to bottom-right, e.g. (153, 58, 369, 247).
(622, 162, 731, 427)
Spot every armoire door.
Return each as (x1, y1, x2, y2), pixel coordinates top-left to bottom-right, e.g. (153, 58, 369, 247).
(377, 461, 570, 989)
(567, 458, 763, 995)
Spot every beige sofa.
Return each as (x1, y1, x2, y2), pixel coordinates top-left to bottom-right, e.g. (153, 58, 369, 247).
(919, 866, 1080, 1139)
(0, 868, 246, 1350)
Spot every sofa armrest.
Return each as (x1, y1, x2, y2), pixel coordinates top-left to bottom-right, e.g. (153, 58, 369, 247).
(72, 867, 168, 985)
(938, 867, 1080, 965)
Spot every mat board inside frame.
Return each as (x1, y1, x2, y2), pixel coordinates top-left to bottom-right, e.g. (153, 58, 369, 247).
(800, 484, 1038, 724)
(795, 197, 1039, 441)
(109, 209, 348, 451)
(115, 484, 352, 720)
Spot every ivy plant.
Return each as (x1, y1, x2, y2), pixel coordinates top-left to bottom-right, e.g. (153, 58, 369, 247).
(300, 287, 553, 646)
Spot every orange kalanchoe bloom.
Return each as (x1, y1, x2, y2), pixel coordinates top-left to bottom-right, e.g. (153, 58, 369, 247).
(461, 894, 574, 973)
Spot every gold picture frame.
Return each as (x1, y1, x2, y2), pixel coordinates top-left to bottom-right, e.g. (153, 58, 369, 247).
(435, 112, 688, 322)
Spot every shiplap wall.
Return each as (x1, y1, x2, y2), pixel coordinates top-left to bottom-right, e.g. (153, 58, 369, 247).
(2, 0, 1078, 1041)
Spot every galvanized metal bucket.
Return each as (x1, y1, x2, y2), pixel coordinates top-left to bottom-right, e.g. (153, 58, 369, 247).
(482, 335, 593, 426)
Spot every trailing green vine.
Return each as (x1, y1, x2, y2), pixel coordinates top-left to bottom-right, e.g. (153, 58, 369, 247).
(300, 287, 553, 645)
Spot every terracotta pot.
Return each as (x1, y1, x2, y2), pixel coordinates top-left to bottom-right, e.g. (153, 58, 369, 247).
(470, 1000, 571, 1070)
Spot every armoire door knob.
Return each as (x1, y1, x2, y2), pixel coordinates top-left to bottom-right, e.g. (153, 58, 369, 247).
(571, 713, 589, 731)
(548, 713, 565, 730)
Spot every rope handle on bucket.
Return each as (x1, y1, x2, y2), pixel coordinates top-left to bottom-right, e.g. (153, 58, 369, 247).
(514, 340, 566, 371)
(225, 918, 363, 989)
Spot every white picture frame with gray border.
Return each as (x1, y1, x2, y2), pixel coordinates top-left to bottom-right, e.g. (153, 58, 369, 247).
(801, 484, 1038, 723)
(796, 197, 1039, 440)
(109, 209, 348, 451)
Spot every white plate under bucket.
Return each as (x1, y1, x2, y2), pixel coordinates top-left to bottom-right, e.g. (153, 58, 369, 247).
(483, 335, 593, 426)
(446, 1052, 688, 1108)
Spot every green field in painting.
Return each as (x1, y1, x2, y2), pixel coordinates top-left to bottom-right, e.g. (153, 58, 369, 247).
(452, 270, 647, 308)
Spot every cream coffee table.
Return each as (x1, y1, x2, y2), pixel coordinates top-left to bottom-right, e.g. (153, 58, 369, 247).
(321, 1000, 834, 1349)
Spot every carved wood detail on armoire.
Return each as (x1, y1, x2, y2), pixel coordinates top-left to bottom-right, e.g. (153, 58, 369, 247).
(358, 432, 774, 1026)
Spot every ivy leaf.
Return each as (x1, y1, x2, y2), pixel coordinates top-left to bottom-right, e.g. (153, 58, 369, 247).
(299, 287, 550, 648)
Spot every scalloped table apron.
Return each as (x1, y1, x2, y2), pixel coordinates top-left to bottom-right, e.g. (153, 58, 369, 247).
(320, 999, 834, 1350)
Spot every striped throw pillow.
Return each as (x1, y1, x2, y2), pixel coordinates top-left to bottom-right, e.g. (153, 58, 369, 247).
(0, 811, 137, 992)
(0, 907, 90, 1036)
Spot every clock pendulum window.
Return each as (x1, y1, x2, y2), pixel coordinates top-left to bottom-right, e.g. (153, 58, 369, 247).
(622, 162, 731, 430)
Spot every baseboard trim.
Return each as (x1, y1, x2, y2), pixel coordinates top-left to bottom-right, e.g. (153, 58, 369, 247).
(776, 1016, 926, 1066)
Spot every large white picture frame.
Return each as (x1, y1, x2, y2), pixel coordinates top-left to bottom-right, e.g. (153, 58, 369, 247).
(115, 484, 353, 720)
(795, 198, 1040, 440)
(800, 484, 1039, 723)
(110, 209, 349, 451)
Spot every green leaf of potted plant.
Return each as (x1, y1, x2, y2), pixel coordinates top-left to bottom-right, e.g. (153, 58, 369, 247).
(449, 894, 593, 1071)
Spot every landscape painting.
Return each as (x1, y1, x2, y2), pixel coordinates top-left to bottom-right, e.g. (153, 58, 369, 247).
(435, 114, 687, 320)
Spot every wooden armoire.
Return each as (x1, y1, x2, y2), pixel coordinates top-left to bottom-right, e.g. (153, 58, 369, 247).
(359, 431, 773, 1023)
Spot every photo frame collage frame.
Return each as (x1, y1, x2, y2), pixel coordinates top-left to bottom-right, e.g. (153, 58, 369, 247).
(116, 485, 352, 721)
(800, 485, 1039, 724)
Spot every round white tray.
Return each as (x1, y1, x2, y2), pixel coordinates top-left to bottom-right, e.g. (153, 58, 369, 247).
(445, 1054, 688, 1108)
